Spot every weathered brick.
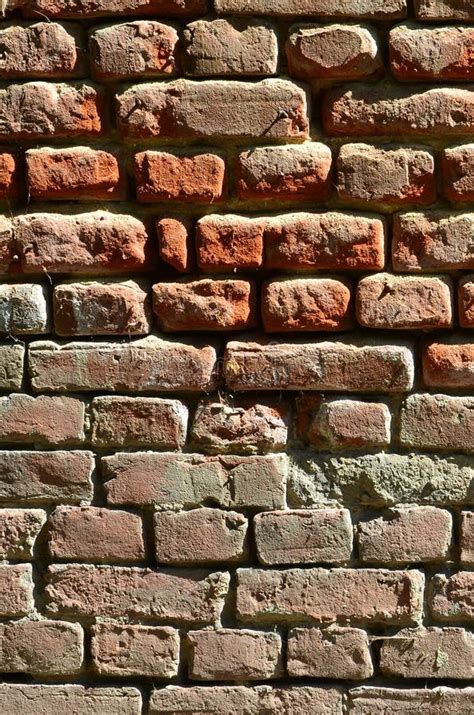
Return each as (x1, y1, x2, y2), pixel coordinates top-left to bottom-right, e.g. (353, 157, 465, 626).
(191, 401, 287, 454)
(254, 509, 352, 565)
(45, 565, 229, 624)
(401, 394, 474, 453)
(286, 24, 381, 81)
(90, 21, 178, 80)
(380, 627, 473, 679)
(0, 151, 20, 198)
(262, 278, 352, 332)
(225, 340, 414, 392)
(459, 276, 474, 326)
(0, 685, 141, 715)
(117, 79, 309, 140)
(183, 19, 277, 76)
(358, 507, 452, 564)
(153, 279, 254, 331)
(48, 506, 145, 563)
(0, 283, 48, 334)
(442, 145, 474, 202)
(0, 564, 33, 616)
(53, 280, 151, 336)
(237, 568, 424, 625)
(431, 572, 474, 622)
(196, 214, 264, 272)
(154, 508, 248, 565)
(0, 344, 24, 389)
(460, 511, 474, 565)
(0, 215, 14, 274)
(423, 340, 474, 389)
(349, 687, 474, 714)
(0, 619, 83, 675)
(103, 452, 287, 511)
(91, 396, 188, 448)
(28, 337, 217, 393)
(21, 0, 207, 16)
(214, 0, 405, 18)
(415, 0, 474, 21)
(26, 147, 124, 201)
(157, 218, 192, 273)
(0, 22, 82, 78)
(288, 627, 373, 680)
(356, 274, 452, 330)
(236, 143, 332, 201)
(324, 84, 474, 138)
(0, 394, 84, 445)
(0, 509, 46, 559)
(0, 451, 93, 504)
(91, 624, 179, 678)
(307, 398, 391, 450)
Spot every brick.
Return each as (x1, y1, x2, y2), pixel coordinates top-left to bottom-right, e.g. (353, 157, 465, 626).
(358, 507, 452, 564)
(0, 509, 46, 559)
(90, 21, 178, 81)
(91, 624, 179, 678)
(380, 627, 473, 679)
(237, 568, 424, 625)
(117, 79, 309, 140)
(0, 619, 83, 675)
(103, 452, 287, 511)
(288, 627, 373, 680)
(356, 274, 452, 330)
(0, 215, 14, 274)
(0, 564, 33, 616)
(442, 145, 474, 202)
(53, 280, 151, 336)
(337, 144, 435, 208)
(0, 22, 82, 78)
(187, 629, 282, 681)
(91, 396, 188, 448)
(0, 685, 141, 715)
(154, 508, 248, 565)
(23, 0, 206, 16)
(286, 25, 381, 81)
(191, 401, 287, 454)
(153, 279, 254, 331)
(0, 151, 20, 198)
(135, 150, 225, 203)
(390, 25, 474, 82)
(460, 511, 474, 565)
(28, 337, 217, 393)
(307, 398, 391, 450)
(415, 0, 474, 21)
(236, 143, 332, 201)
(157, 218, 192, 273)
(423, 340, 474, 388)
(431, 572, 474, 622)
(0, 344, 24, 389)
(214, 0, 405, 18)
(183, 19, 277, 76)
(48, 506, 145, 563)
(262, 278, 352, 332)
(26, 147, 124, 201)
(324, 84, 474, 138)
(254, 509, 352, 565)
(459, 276, 474, 326)
(400, 394, 474, 453)
(45, 565, 229, 624)
(225, 339, 414, 392)
(0, 394, 84, 445)
(349, 687, 474, 714)
(0, 451, 93, 504)
(0, 283, 48, 334)
(196, 214, 264, 272)
(0, 82, 102, 139)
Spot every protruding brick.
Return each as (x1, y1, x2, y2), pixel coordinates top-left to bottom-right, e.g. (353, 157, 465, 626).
(356, 274, 452, 330)
(431, 572, 474, 622)
(183, 19, 277, 76)
(0, 152, 20, 198)
(26, 147, 124, 201)
(324, 84, 474, 137)
(0, 394, 84, 445)
(22, 0, 207, 17)
(423, 340, 474, 388)
(90, 21, 178, 80)
(442, 145, 474, 202)
(254, 509, 353, 565)
(0, 283, 48, 334)
(358, 507, 452, 564)
(401, 394, 474, 453)
(0, 344, 24, 389)
(117, 79, 309, 140)
(197, 214, 264, 272)
(286, 24, 381, 80)
(459, 276, 474, 327)
(415, 0, 474, 21)
(46, 565, 229, 624)
(307, 398, 391, 450)
(0, 685, 142, 714)
(0, 619, 83, 675)
(215, 0, 406, 18)
(154, 507, 248, 565)
(0, 22, 82, 78)
(225, 339, 414, 392)
(460, 511, 474, 565)
(29, 337, 217, 393)
(349, 687, 474, 714)
(187, 629, 282, 681)
(91, 624, 179, 678)
(157, 218, 192, 273)
(0, 564, 33, 616)
(288, 627, 373, 680)
(0, 509, 46, 559)
(390, 25, 474, 81)
(237, 568, 424, 625)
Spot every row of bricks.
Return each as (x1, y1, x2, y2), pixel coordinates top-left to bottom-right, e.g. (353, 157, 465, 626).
(2, 143, 473, 205)
(0, 20, 472, 83)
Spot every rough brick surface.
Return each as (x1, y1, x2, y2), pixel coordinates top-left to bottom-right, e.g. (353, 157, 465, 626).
(0, 394, 84, 445)
(423, 340, 474, 388)
(288, 627, 373, 679)
(0, 22, 82, 78)
(0, 564, 34, 616)
(400, 394, 474, 452)
(430, 572, 474, 622)
(0, 509, 46, 559)
(460, 511, 474, 565)
(0, 283, 48, 334)
(215, 0, 406, 18)
(0, 685, 141, 714)
(390, 25, 474, 81)
(91, 624, 179, 677)
(21, 0, 207, 16)
(442, 145, 474, 202)
(307, 398, 391, 450)
(0, 619, 83, 675)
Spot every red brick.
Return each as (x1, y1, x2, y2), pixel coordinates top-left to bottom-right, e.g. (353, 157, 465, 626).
(28, 337, 217, 393)
(431, 572, 474, 622)
(236, 143, 332, 201)
(423, 340, 474, 388)
(0, 394, 84, 445)
(154, 507, 248, 565)
(459, 276, 474, 326)
(117, 79, 309, 140)
(324, 84, 474, 138)
(196, 214, 264, 272)
(26, 147, 124, 201)
(21, 0, 207, 17)
(415, 0, 474, 21)
(401, 394, 474, 453)
(135, 150, 225, 203)
(45, 565, 229, 624)
(237, 568, 424, 625)
(0, 22, 83, 78)
(442, 145, 474, 202)
(307, 398, 391, 450)
(0, 509, 46, 559)
(0, 151, 20, 198)
(0, 620, 83, 675)
(157, 218, 193, 272)
(0, 685, 142, 714)
(0, 283, 48, 334)
(286, 24, 381, 80)
(91, 624, 179, 678)
(187, 629, 282, 681)
(0, 344, 24, 390)
(288, 627, 373, 680)
(358, 507, 452, 564)
(0, 564, 33, 617)
(254, 509, 352, 565)
(460, 511, 474, 565)
(214, 0, 405, 18)
(349, 687, 474, 714)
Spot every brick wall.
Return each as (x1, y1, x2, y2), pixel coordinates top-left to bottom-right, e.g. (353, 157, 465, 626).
(0, 0, 473, 712)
